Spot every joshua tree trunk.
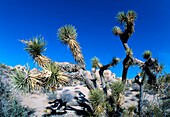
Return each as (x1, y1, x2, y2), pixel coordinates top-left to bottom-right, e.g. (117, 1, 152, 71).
(91, 68, 98, 88)
(91, 78, 98, 88)
(122, 55, 131, 83)
(99, 64, 112, 95)
(135, 73, 146, 117)
(139, 82, 144, 117)
(100, 75, 107, 95)
(122, 66, 129, 83)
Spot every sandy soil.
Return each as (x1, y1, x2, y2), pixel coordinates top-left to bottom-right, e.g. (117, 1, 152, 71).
(20, 84, 156, 117)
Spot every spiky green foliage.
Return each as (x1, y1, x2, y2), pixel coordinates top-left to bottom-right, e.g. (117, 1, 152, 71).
(89, 88, 106, 116)
(127, 10, 137, 22)
(20, 36, 50, 68)
(112, 26, 122, 36)
(58, 25, 77, 44)
(91, 56, 100, 68)
(11, 66, 43, 92)
(112, 57, 120, 66)
(128, 105, 136, 116)
(20, 36, 46, 58)
(143, 50, 152, 59)
(0, 69, 33, 116)
(116, 10, 137, 24)
(126, 48, 133, 57)
(44, 62, 68, 90)
(110, 81, 125, 106)
(113, 10, 137, 38)
(58, 25, 85, 68)
(142, 102, 164, 117)
(116, 11, 127, 24)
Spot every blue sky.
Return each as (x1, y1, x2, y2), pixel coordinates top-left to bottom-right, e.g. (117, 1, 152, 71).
(0, 0, 170, 78)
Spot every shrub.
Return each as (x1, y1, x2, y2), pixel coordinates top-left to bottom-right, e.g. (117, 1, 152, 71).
(0, 72, 34, 116)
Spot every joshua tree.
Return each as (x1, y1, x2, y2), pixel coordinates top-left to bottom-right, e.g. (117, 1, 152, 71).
(112, 11, 162, 84)
(112, 10, 164, 117)
(89, 81, 125, 117)
(113, 10, 143, 82)
(19, 37, 69, 91)
(134, 50, 163, 116)
(20, 36, 51, 68)
(91, 56, 101, 88)
(58, 25, 85, 69)
(91, 56, 120, 94)
(57, 25, 95, 91)
(98, 57, 120, 95)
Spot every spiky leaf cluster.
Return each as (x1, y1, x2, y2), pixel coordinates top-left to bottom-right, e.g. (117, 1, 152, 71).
(11, 67, 43, 92)
(112, 26, 122, 36)
(20, 36, 46, 59)
(116, 10, 137, 24)
(20, 36, 51, 68)
(116, 11, 127, 24)
(143, 50, 152, 59)
(110, 81, 125, 106)
(113, 10, 137, 38)
(58, 25, 85, 68)
(57, 25, 77, 44)
(91, 56, 100, 68)
(89, 88, 106, 116)
(44, 62, 68, 90)
(112, 57, 120, 66)
(127, 10, 137, 22)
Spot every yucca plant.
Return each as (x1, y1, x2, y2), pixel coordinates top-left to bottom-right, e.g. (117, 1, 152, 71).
(112, 26, 123, 36)
(91, 56, 100, 69)
(110, 81, 125, 107)
(11, 66, 43, 92)
(20, 36, 51, 68)
(127, 10, 137, 22)
(89, 88, 106, 116)
(57, 25, 85, 69)
(116, 11, 127, 24)
(112, 10, 138, 83)
(44, 62, 68, 91)
(143, 50, 152, 60)
(111, 57, 120, 66)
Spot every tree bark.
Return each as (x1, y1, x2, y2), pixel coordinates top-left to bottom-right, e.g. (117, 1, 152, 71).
(99, 64, 112, 95)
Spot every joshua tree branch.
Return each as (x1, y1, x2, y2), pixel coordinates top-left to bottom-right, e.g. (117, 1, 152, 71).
(119, 35, 144, 82)
(99, 63, 113, 95)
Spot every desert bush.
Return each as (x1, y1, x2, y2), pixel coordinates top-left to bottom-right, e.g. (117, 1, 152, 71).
(89, 88, 106, 116)
(110, 81, 125, 107)
(0, 74, 34, 116)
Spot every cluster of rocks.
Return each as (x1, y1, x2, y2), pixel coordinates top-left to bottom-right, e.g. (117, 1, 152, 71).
(11, 64, 136, 90)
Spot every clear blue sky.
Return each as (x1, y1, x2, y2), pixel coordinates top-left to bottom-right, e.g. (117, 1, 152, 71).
(0, 0, 170, 78)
